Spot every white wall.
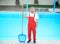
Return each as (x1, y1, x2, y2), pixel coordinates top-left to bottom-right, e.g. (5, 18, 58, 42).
(38, 0, 54, 5)
(0, 0, 58, 5)
(20, 0, 26, 5)
(28, 0, 34, 4)
(0, 0, 15, 6)
(20, 0, 54, 5)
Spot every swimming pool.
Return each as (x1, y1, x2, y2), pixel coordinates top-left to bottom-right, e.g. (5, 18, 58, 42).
(0, 11, 60, 40)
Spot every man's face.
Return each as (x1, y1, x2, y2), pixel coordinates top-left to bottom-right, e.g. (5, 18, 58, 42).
(30, 7, 35, 13)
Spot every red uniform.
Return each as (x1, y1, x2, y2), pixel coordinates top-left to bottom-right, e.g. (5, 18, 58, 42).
(28, 13, 36, 41)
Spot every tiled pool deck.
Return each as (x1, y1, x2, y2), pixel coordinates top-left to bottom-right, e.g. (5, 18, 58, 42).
(0, 40, 60, 44)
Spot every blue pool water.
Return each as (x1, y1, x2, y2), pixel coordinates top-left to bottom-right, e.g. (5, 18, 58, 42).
(0, 12, 60, 40)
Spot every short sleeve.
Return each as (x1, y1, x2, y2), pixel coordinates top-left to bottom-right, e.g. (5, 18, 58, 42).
(35, 13, 39, 20)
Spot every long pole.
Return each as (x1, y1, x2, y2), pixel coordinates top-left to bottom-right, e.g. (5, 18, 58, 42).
(26, 0, 28, 12)
(53, 0, 56, 12)
(22, 5, 24, 34)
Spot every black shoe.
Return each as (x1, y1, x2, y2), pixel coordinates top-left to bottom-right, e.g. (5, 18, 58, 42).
(27, 40, 31, 43)
(34, 41, 36, 43)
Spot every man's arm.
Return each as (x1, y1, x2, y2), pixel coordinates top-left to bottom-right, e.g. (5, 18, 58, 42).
(36, 19, 38, 27)
(22, 13, 28, 18)
(35, 13, 39, 26)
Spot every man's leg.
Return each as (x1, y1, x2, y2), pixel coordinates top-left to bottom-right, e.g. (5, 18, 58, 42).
(27, 25, 31, 43)
(28, 27, 31, 40)
(33, 28, 36, 41)
(33, 23, 36, 43)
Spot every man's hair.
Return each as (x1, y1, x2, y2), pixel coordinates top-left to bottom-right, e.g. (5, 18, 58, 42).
(29, 7, 36, 12)
(30, 7, 35, 10)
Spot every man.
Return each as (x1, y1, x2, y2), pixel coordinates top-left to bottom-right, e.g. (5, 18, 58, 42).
(22, 7, 39, 43)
